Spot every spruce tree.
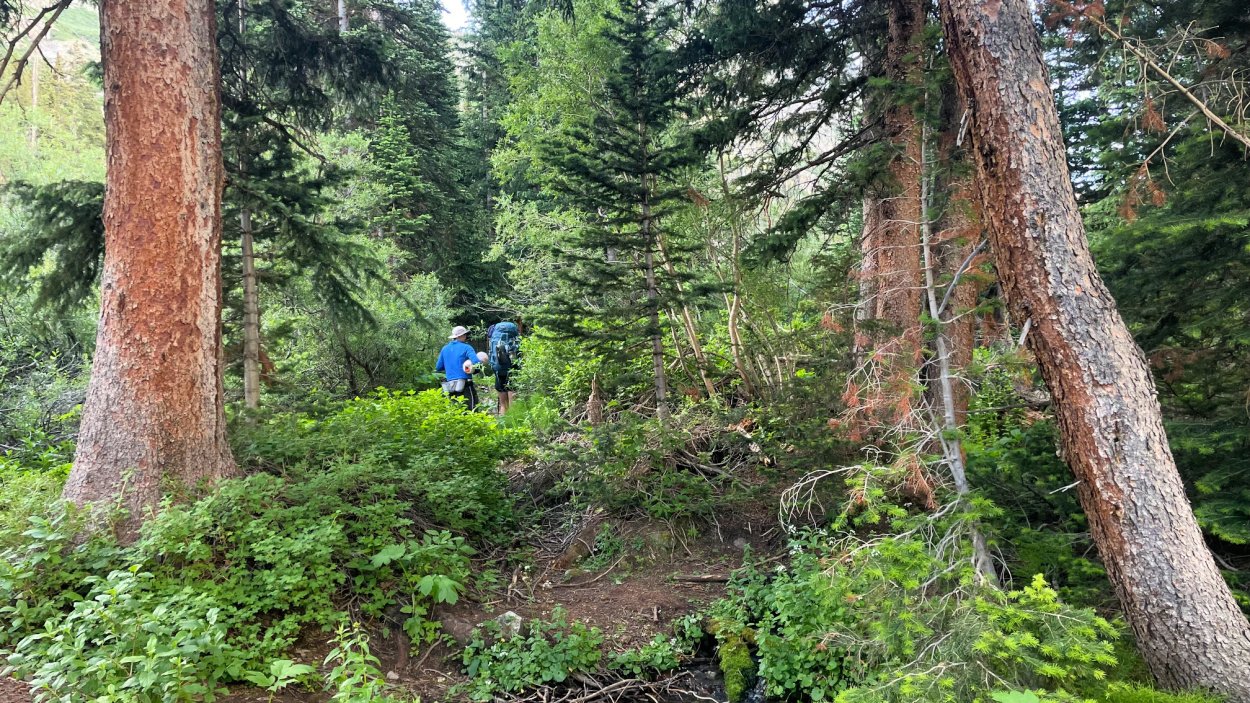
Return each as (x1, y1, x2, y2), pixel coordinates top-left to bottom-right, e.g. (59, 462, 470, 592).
(372, 94, 433, 244)
(541, 0, 701, 420)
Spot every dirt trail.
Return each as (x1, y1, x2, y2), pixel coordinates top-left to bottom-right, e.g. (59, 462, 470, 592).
(374, 510, 782, 702)
(0, 678, 29, 703)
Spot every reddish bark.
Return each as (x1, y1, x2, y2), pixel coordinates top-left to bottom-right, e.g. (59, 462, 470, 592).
(64, 0, 236, 541)
(939, 0, 1250, 695)
(853, 0, 926, 429)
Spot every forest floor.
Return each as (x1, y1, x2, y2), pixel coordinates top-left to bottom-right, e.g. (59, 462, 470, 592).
(1, 509, 776, 703)
(0, 423, 789, 703)
(214, 452, 784, 703)
(0, 677, 27, 703)
(215, 505, 783, 703)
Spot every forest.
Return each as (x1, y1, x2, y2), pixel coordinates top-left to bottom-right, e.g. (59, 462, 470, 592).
(1, 0, 1250, 700)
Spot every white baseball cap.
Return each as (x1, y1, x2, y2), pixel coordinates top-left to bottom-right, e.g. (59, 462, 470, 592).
(449, 325, 470, 339)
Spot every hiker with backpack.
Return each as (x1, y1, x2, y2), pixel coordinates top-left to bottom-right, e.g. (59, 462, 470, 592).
(488, 321, 521, 415)
(436, 325, 482, 410)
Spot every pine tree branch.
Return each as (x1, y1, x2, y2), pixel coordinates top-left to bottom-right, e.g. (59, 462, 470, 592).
(937, 239, 987, 317)
(1087, 13, 1250, 152)
(256, 113, 328, 163)
(0, 0, 71, 106)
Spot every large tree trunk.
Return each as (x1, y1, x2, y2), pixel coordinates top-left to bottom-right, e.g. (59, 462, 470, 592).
(853, 0, 925, 429)
(939, 0, 1250, 696)
(64, 0, 236, 541)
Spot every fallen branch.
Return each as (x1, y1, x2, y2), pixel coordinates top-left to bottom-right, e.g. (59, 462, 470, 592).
(549, 555, 625, 589)
(671, 574, 729, 583)
(491, 671, 704, 703)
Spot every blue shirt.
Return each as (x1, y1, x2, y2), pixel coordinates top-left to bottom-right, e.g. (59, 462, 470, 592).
(436, 340, 477, 381)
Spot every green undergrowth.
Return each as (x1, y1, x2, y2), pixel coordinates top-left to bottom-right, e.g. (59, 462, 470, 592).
(0, 389, 526, 702)
(538, 404, 774, 523)
(458, 607, 702, 702)
(705, 523, 1120, 703)
(697, 521, 1227, 703)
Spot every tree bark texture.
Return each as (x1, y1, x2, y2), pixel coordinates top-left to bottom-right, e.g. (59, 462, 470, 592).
(65, 0, 236, 541)
(938, 0, 1250, 696)
(852, 0, 926, 430)
(241, 207, 261, 409)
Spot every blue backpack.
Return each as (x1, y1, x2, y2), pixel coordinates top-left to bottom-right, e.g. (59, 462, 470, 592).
(489, 322, 520, 368)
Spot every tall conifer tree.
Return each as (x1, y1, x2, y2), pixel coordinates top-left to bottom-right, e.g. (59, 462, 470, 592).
(940, 0, 1250, 691)
(541, 0, 700, 421)
(65, 0, 236, 540)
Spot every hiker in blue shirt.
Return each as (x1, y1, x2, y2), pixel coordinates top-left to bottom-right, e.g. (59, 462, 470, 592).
(436, 325, 481, 409)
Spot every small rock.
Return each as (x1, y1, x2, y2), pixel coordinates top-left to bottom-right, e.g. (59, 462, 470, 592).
(733, 537, 749, 550)
(495, 610, 523, 637)
(386, 671, 399, 681)
(642, 526, 675, 550)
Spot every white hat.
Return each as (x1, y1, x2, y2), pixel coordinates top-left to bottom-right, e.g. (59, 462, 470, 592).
(449, 325, 470, 339)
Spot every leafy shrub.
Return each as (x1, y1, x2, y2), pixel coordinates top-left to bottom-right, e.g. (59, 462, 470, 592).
(10, 567, 240, 702)
(460, 608, 701, 701)
(236, 389, 527, 539)
(2, 389, 524, 700)
(241, 658, 316, 699)
(130, 478, 347, 662)
(356, 529, 473, 643)
(462, 608, 604, 701)
(0, 462, 68, 547)
(324, 622, 411, 703)
(0, 509, 120, 652)
(607, 634, 686, 677)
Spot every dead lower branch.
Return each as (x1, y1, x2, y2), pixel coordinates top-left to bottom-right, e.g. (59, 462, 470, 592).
(0, 0, 72, 106)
